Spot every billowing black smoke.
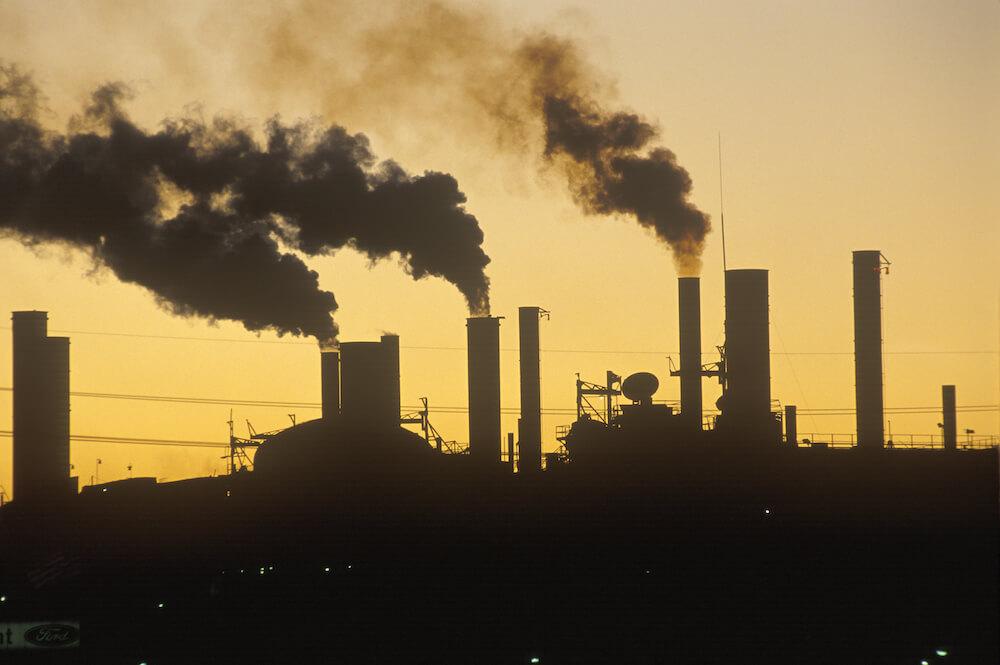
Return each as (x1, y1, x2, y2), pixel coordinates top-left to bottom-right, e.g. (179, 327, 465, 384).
(0, 64, 491, 345)
(516, 37, 711, 276)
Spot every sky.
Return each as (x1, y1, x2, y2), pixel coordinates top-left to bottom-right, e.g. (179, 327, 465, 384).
(1, 0, 998, 495)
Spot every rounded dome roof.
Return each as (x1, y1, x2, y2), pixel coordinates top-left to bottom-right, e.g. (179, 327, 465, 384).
(252, 416, 438, 477)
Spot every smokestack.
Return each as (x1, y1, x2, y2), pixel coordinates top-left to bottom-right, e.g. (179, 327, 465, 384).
(321, 351, 340, 419)
(467, 316, 502, 464)
(518, 307, 543, 472)
(785, 405, 797, 447)
(942, 385, 957, 450)
(722, 270, 771, 434)
(12, 311, 73, 503)
(853, 250, 884, 449)
(339, 340, 398, 425)
(381, 334, 401, 425)
(678, 277, 703, 432)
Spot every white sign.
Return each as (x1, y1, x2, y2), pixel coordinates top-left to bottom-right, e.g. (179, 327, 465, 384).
(0, 622, 80, 648)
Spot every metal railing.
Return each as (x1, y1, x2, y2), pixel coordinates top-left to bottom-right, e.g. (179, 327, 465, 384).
(797, 433, 999, 450)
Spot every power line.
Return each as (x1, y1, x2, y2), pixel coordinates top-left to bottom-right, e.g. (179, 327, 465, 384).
(0, 386, 995, 417)
(0, 430, 226, 448)
(0, 326, 995, 356)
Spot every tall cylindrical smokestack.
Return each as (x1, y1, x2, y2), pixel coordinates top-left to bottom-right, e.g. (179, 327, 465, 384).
(467, 316, 502, 464)
(942, 385, 957, 450)
(678, 277, 703, 432)
(381, 334, 401, 425)
(853, 250, 884, 449)
(723, 270, 771, 429)
(12, 311, 72, 503)
(340, 341, 396, 424)
(519, 307, 542, 472)
(321, 350, 340, 419)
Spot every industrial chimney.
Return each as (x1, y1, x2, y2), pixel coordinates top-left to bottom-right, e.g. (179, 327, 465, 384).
(941, 385, 957, 450)
(677, 277, 703, 432)
(321, 350, 340, 419)
(12, 311, 74, 503)
(339, 338, 399, 425)
(518, 307, 545, 472)
(467, 316, 502, 464)
(381, 334, 401, 425)
(853, 250, 885, 449)
(720, 269, 773, 439)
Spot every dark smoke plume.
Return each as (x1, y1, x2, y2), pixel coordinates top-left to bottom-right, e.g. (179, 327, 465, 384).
(251, 6, 712, 275)
(514, 36, 710, 276)
(0, 64, 490, 343)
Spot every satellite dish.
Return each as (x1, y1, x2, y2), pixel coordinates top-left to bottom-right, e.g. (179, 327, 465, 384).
(622, 372, 659, 403)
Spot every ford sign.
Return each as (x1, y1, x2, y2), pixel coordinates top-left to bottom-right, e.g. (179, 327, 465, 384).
(24, 624, 80, 648)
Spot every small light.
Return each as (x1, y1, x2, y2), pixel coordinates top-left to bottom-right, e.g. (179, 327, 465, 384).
(324, 567, 330, 572)
(936, 650, 948, 657)
(0, 595, 6, 602)
(644, 570, 651, 574)
(921, 661, 929, 665)
(157, 603, 164, 608)
(239, 569, 244, 574)
(102, 488, 108, 493)
(530, 658, 540, 664)
(764, 509, 771, 515)
(269, 566, 273, 571)
(347, 564, 352, 569)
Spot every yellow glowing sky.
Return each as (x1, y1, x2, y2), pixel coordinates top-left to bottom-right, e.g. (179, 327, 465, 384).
(1, 0, 998, 493)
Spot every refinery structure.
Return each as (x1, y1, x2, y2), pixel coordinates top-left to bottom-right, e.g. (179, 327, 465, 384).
(5, 250, 994, 501)
(2, 250, 998, 664)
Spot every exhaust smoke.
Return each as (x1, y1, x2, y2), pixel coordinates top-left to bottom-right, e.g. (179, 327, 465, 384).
(0, 63, 491, 344)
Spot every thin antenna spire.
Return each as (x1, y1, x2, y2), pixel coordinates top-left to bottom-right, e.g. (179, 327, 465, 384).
(718, 132, 727, 273)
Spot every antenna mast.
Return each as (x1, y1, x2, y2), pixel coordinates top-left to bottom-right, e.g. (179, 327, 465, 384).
(718, 132, 727, 273)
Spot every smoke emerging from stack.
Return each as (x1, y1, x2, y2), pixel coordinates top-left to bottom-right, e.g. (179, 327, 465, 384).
(0, 63, 491, 344)
(253, 4, 712, 275)
(516, 37, 711, 276)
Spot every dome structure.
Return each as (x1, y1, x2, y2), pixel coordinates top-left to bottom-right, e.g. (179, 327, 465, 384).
(252, 415, 439, 477)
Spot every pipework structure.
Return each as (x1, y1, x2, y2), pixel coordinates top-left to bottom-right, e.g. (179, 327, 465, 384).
(467, 316, 502, 464)
(12, 311, 74, 503)
(853, 250, 888, 449)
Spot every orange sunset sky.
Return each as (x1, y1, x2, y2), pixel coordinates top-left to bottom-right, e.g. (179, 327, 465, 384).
(1, 0, 997, 493)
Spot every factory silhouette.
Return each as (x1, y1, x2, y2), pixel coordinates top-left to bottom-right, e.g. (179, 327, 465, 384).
(2, 251, 997, 664)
